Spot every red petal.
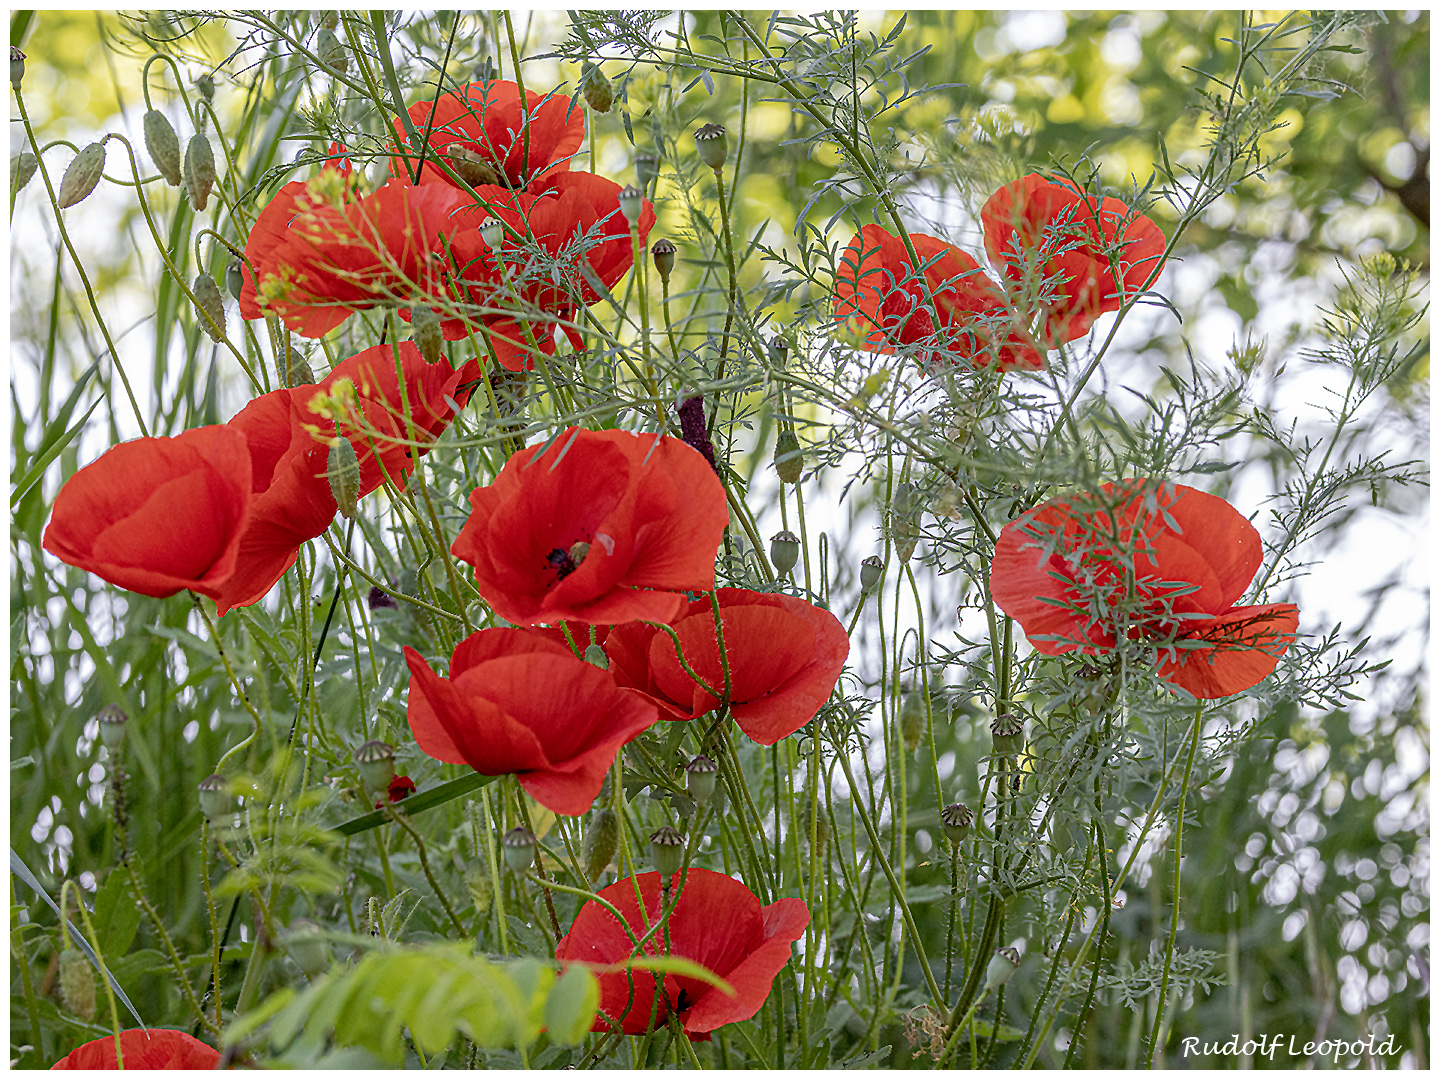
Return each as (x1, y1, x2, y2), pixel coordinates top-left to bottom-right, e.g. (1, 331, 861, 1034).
(1157, 604, 1299, 698)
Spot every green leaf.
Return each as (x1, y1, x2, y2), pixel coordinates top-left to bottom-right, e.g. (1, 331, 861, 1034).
(333, 772, 496, 837)
(543, 964, 598, 1045)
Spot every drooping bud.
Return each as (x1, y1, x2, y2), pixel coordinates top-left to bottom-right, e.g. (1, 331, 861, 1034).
(634, 151, 660, 191)
(96, 703, 128, 754)
(581, 64, 613, 113)
(353, 739, 395, 793)
(184, 132, 216, 212)
(195, 73, 215, 102)
(650, 237, 676, 285)
(694, 122, 728, 170)
(282, 918, 331, 979)
(501, 826, 537, 872)
(649, 825, 685, 878)
(583, 643, 608, 669)
(58, 949, 96, 1021)
(770, 530, 801, 576)
(685, 754, 718, 806)
(141, 109, 182, 186)
(326, 437, 361, 519)
(941, 803, 973, 845)
(900, 689, 926, 753)
(10, 47, 25, 91)
(192, 273, 226, 342)
(859, 555, 884, 593)
(11, 152, 37, 194)
(617, 183, 644, 225)
(990, 713, 1025, 757)
(891, 481, 919, 564)
(773, 429, 804, 485)
(581, 808, 619, 883)
(226, 257, 245, 301)
(983, 945, 1022, 989)
(316, 26, 349, 74)
(57, 142, 106, 209)
(410, 305, 443, 365)
(197, 773, 232, 820)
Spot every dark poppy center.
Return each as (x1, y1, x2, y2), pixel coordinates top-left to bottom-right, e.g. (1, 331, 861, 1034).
(673, 987, 693, 1013)
(545, 539, 592, 581)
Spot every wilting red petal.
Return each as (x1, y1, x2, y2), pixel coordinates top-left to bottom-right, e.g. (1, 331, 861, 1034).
(50, 1028, 221, 1070)
(1157, 603, 1300, 699)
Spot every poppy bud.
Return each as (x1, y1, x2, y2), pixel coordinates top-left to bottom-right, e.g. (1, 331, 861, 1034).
(769, 530, 801, 576)
(694, 122, 727, 171)
(282, 918, 331, 978)
(197, 773, 232, 820)
(58, 948, 95, 1021)
(11, 151, 36, 194)
(581, 64, 613, 113)
(900, 689, 926, 752)
(478, 216, 505, 252)
(990, 712, 1025, 757)
(353, 739, 395, 792)
(96, 703, 128, 754)
(891, 482, 920, 564)
(316, 26, 348, 74)
(767, 336, 789, 367)
(195, 73, 215, 102)
(327, 437, 361, 519)
(650, 237, 676, 285)
(773, 429, 803, 485)
(141, 108, 182, 186)
(941, 802, 973, 845)
(192, 272, 227, 342)
(583, 643, 608, 669)
(10, 46, 25, 91)
(57, 142, 105, 209)
(582, 807, 619, 883)
(410, 304, 443, 365)
(634, 151, 660, 191)
(501, 826, 537, 872)
(685, 754, 718, 806)
(650, 825, 685, 878)
(618, 183, 644, 225)
(226, 257, 245, 301)
(184, 133, 215, 212)
(983, 945, 1022, 990)
(321, 10, 340, 31)
(859, 555, 884, 592)
(288, 358, 316, 388)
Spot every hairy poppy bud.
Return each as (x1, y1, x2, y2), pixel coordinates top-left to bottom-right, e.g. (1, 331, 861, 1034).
(226, 257, 245, 301)
(941, 802, 973, 845)
(288, 358, 315, 387)
(634, 151, 660, 191)
(770, 530, 800, 576)
(11, 151, 37, 193)
(582, 643, 608, 669)
(650, 237, 676, 285)
(582, 807, 619, 882)
(984, 945, 1022, 989)
(96, 703, 128, 753)
(326, 437, 361, 519)
(694, 122, 727, 170)
(283, 918, 331, 979)
(773, 429, 803, 485)
(197, 773, 232, 820)
(900, 689, 926, 752)
(685, 754, 718, 806)
(353, 739, 395, 792)
(143, 108, 182, 186)
(618, 183, 643, 225)
(192, 272, 226, 342)
(581, 64, 613, 113)
(316, 26, 348, 74)
(57, 142, 105, 209)
(502, 826, 537, 872)
(650, 825, 685, 878)
(990, 712, 1025, 757)
(184, 133, 215, 212)
(891, 481, 920, 564)
(58, 948, 95, 1021)
(859, 554, 884, 592)
(410, 305, 443, 365)
(10, 46, 25, 91)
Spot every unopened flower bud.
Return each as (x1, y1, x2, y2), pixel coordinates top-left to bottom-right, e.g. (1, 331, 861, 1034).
(900, 689, 926, 752)
(198, 773, 232, 820)
(353, 739, 395, 793)
(96, 703, 128, 754)
(685, 754, 718, 806)
(773, 429, 803, 485)
(410, 305, 443, 365)
(502, 826, 537, 872)
(58, 948, 95, 1021)
(770, 530, 801, 576)
(283, 918, 331, 979)
(618, 183, 644, 225)
(891, 481, 919, 564)
(694, 122, 728, 170)
(192, 273, 226, 342)
(634, 151, 660, 191)
(582, 808, 619, 883)
(10, 46, 25, 91)
(184, 133, 215, 212)
(984, 945, 1022, 989)
(11, 152, 37, 194)
(57, 142, 106, 209)
(316, 26, 348, 74)
(859, 555, 884, 592)
(143, 109, 182, 186)
(581, 65, 613, 113)
(583, 643, 608, 669)
(650, 237, 676, 285)
(195, 73, 216, 102)
(327, 437, 361, 519)
(226, 257, 246, 301)
(990, 712, 1025, 757)
(650, 825, 685, 878)
(941, 802, 973, 845)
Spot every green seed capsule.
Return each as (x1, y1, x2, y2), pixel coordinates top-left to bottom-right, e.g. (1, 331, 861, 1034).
(197, 773, 231, 820)
(184, 133, 215, 212)
(96, 703, 128, 753)
(57, 142, 106, 209)
(502, 826, 536, 872)
(694, 122, 728, 170)
(410, 305, 443, 365)
(226, 258, 245, 301)
(859, 555, 884, 592)
(353, 739, 395, 793)
(618, 183, 643, 225)
(11, 152, 37, 194)
(143, 108, 182, 186)
(58, 948, 96, 1021)
(192, 273, 226, 342)
(685, 754, 718, 806)
(195, 73, 215, 102)
(581, 807, 619, 883)
(774, 430, 803, 485)
(650, 238, 676, 285)
(650, 825, 685, 878)
(10, 46, 25, 91)
(770, 530, 801, 576)
(634, 151, 660, 191)
(984, 945, 1022, 989)
(940, 802, 973, 845)
(990, 712, 1025, 757)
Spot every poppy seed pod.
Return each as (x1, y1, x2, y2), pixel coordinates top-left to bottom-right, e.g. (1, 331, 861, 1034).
(226, 257, 245, 301)
(410, 304, 443, 365)
(581, 65, 613, 113)
(650, 237, 676, 285)
(10, 46, 25, 91)
(282, 918, 332, 979)
(770, 530, 801, 576)
(196, 73, 215, 102)
(353, 739, 396, 792)
(326, 437, 361, 520)
(58, 948, 96, 1021)
(634, 151, 660, 191)
(767, 336, 789, 367)
(11, 151, 37, 194)
(685, 753, 718, 806)
(57, 142, 106, 209)
(694, 122, 728, 170)
(197, 773, 232, 820)
(618, 183, 644, 225)
(941, 802, 973, 845)
(984, 945, 1022, 990)
(96, 703, 128, 753)
(192, 272, 226, 342)
(859, 554, 884, 592)
(184, 132, 215, 212)
(501, 826, 537, 872)
(649, 825, 685, 878)
(990, 712, 1025, 756)
(478, 216, 505, 252)
(582, 807, 620, 882)
(773, 430, 803, 485)
(583, 643, 608, 669)
(143, 108, 182, 186)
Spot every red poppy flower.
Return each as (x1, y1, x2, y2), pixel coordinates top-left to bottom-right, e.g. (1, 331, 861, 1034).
(439, 172, 655, 369)
(604, 588, 850, 745)
(42, 425, 255, 601)
(239, 176, 466, 339)
(452, 427, 728, 626)
(392, 79, 585, 191)
(555, 868, 810, 1039)
(982, 174, 1166, 346)
(989, 480, 1299, 699)
(404, 628, 658, 815)
(51, 1028, 221, 1069)
(376, 774, 416, 807)
(833, 225, 1044, 372)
